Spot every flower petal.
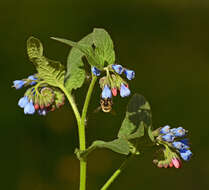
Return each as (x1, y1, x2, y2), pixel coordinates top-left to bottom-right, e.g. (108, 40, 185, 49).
(124, 69, 135, 80)
(102, 85, 112, 98)
(120, 83, 131, 98)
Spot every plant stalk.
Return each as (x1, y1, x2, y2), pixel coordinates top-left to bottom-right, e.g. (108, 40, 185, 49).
(79, 75, 97, 190)
(100, 155, 132, 190)
(60, 75, 97, 190)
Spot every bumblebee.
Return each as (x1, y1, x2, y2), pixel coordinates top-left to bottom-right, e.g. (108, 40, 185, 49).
(100, 98, 113, 113)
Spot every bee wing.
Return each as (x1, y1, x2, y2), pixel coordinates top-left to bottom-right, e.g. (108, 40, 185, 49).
(93, 106, 102, 113)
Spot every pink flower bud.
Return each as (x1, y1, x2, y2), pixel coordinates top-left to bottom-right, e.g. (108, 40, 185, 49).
(34, 104, 39, 110)
(169, 162, 174, 168)
(40, 105, 44, 109)
(163, 164, 168, 168)
(172, 158, 181, 168)
(158, 163, 163, 168)
(46, 104, 51, 108)
(111, 88, 117, 96)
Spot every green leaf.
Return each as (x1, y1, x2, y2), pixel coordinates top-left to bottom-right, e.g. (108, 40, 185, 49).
(27, 37, 43, 61)
(51, 34, 101, 91)
(51, 28, 115, 71)
(64, 34, 99, 91)
(27, 37, 65, 87)
(93, 28, 115, 66)
(118, 94, 152, 140)
(91, 138, 130, 155)
(76, 138, 130, 159)
(51, 36, 103, 70)
(148, 126, 155, 142)
(36, 58, 65, 87)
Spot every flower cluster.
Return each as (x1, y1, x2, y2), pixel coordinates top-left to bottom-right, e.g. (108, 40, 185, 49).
(92, 64, 135, 99)
(13, 75, 65, 116)
(153, 125, 192, 168)
(160, 125, 192, 161)
(13, 75, 37, 89)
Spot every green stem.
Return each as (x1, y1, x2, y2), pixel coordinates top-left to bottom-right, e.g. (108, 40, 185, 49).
(59, 85, 81, 124)
(81, 75, 97, 127)
(79, 75, 97, 190)
(60, 75, 97, 190)
(100, 155, 132, 190)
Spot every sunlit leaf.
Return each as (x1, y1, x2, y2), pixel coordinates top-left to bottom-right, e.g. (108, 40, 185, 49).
(27, 36, 43, 61)
(51, 28, 116, 88)
(27, 37, 65, 87)
(51, 36, 103, 70)
(93, 28, 115, 66)
(64, 34, 95, 91)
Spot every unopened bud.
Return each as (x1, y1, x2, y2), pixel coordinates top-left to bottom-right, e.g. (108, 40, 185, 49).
(111, 87, 117, 96)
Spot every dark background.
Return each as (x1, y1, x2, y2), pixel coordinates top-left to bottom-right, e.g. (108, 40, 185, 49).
(1, 0, 209, 189)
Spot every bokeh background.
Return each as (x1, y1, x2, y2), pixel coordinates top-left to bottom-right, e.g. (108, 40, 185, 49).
(1, 0, 209, 189)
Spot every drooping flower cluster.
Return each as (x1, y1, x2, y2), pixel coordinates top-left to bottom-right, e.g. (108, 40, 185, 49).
(153, 125, 192, 168)
(92, 64, 135, 100)
(13, 75, 37, 90)
(13, 75, 65, 116)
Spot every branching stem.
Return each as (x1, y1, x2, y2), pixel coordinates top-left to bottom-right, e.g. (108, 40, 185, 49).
(60, 75, 97, 190)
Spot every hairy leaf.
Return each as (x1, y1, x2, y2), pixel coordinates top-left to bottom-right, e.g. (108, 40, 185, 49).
(27, 37, 43, 61)
(27, 37, 65, 87)
(36, 58, 65, 87)
(93, 28, 115, 66)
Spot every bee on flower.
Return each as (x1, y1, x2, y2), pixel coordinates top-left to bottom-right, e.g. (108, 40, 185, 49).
(91, 64, 135, 113)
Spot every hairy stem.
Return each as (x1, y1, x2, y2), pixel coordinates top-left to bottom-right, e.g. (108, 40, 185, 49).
(100, 155, 132, 190)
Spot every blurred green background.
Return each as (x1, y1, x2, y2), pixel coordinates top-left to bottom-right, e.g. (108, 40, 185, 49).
(1, 0, 209, 189)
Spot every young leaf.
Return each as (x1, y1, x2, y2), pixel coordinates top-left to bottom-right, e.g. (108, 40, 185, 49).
(93, 28, 115, 66)
(118, 94, 152, 140)
(27, 36, 43, 61)
(27, 37, 65, 87)
(36, 58, 65, 87)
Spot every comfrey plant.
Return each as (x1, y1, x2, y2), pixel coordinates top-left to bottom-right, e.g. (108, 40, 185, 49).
(12, 28, 192, 190)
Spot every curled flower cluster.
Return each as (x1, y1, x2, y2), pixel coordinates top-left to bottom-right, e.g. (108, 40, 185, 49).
(159, 125, 192, 161)
(153, 125, 192, 169)
(13, 75, 37, 89)
(13, 75, 65, 116)
(92, 64, 135, 100)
